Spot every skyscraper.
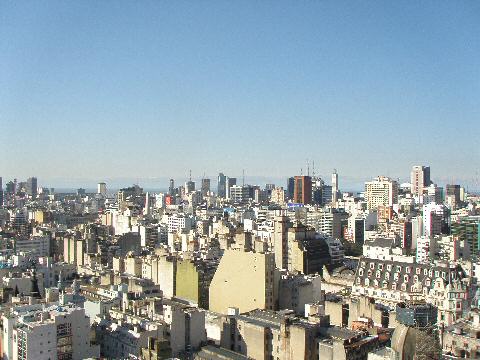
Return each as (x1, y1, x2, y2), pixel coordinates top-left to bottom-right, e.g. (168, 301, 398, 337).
(201, 178, 210, 196)
(97, 182, 107, 196)
(287, 177, 295, 200)
(293, 176, 312, 204)
(26, 177, 37, 198)
(332, 170, 338, 203)
(168, 179, 175, 195)
(225, 177, 237, 199)
(410, 165, 431, 196)
(217, 173, 226, 198)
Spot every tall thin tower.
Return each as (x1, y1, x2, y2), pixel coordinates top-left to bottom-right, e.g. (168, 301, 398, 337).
(332, 169, 338, 203)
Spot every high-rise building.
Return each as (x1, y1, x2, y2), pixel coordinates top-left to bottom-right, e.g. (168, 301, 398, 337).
(26, 177, 38, 198)
(168, 179, 175, 195)
(410, 165, 431, 196)
(273, 215, 290, 269)
(185, 180, 195, 194)
(225, 177, 237, 200)
(229, 185, 250, 204)
(293, 176, 312, 204)
(422, 203, 446, 238)
(201, 178, 210, 196)
(217, 173, 226, 198)
(97, 182, 107, 196)
(332, 170, 338, 203)
(287, 177, 295, 200)
(446, 184, 461, 205)
(451, 216, 480, 256)
(2, 303, 100, 360)
(364, 176, 398, 210)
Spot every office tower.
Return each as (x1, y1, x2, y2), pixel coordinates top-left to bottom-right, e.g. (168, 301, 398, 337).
(410, 165, 431, 196)
(97, 182, 107, 196)
(321, 185, 333, 206)
(217, 173, 226, 198)
(265, 183, 275, 192)
(144, 192, 152, 216)
(225, 177, 237, 199)
(446, 184, 461, 204)
(6, 180, 15, 194)
(364, 176, 398, 210)
(185, 180, 195, 194)
(168, 179, 175, 195)
(422, 203, 445, 237)
(332, 169, 338, 203)
(201, 178, 210, 196)
(0, 176, 2, 206)
(287, 225, 334, 274)
(451, 216, 480, 256)
(229, 185, 250, 204)
(293, 176, 312, 204)
(287, 177, 295, 200)
(26, 177, 38, 198)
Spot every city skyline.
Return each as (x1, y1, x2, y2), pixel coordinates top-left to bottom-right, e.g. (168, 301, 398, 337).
(1, 2, 479, 181)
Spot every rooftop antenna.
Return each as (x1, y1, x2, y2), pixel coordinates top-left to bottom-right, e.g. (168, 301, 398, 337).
(312, 160, 315, 178)
(189, 169, 192, 182)
(300, 168, 303, 176)
(307, 159, 310, 176)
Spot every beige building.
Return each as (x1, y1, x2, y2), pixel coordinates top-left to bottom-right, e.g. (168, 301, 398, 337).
(209, 250, 275, 314)
(364, 176, 398, 210)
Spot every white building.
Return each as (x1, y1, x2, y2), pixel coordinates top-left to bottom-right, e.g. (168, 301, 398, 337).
(3, 303, 99, 360)
(167, 214, 194, 233)
(364, 176, 398, 210)
(97, 182, 107, 196)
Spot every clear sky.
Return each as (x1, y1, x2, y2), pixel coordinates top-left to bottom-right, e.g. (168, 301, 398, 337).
(1, 1, 479, 189)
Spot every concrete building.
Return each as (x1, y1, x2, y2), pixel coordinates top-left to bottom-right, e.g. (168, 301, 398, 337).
(273, 215, 290, 270)
(364, 176, 398, 210)
(175, 258, 217, 309)
(2, 303, 99, 360)
(293, 176, 312, 205)
(410, 165, 431, 196)
(225, 177, 237, 200)
(209, 250, 275, 314)
(422, 203, 446, 237)
(201, 178, 211, 197)
(287, 225, 334, 275)
(26, 177, 38, 199)
(97, 182, 107, 196)
(220, 309, 378, 360)
(332, 170, 338, 204)
(442, 310, 480, 358)
(278, 273, 323, 315)
(14, 236, 50, 258)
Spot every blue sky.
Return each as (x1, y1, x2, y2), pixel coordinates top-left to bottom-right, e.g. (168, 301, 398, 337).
(1, 1, 479, 189)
